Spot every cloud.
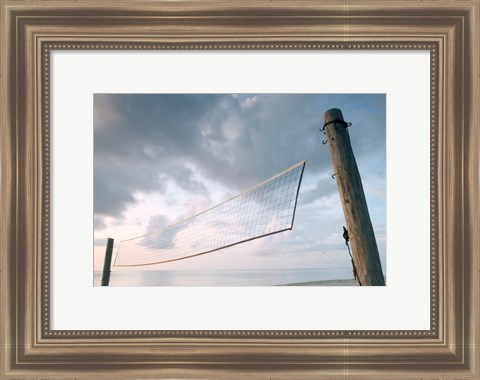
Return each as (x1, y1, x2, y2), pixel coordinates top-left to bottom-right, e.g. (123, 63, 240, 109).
(94, 93, 386, 270)
(94, 215, 107, 230)
(93, 94, 229, 218)
(300, 176, 339, 205)
(94, 173, 137, 217)
(165, 163, 209, 195)
(240, 95, 258, 108)
(144, 214, 170, 234)
(141, 214, 178, 250)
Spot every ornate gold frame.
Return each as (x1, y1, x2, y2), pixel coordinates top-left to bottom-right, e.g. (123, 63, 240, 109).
(1, 1, 478, 378)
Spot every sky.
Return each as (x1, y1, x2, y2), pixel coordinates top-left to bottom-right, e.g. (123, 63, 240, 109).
(93, 94, 386, 275)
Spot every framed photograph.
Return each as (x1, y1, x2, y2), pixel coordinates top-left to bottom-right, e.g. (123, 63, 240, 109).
(1, 1, 478, 379)
(93, 93, 387, 288)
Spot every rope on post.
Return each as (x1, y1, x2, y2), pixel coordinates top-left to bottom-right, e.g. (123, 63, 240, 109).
(342, 226, 362, 286)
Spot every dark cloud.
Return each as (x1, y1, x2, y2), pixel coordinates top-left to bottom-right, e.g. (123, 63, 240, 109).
(169, 164, 208, 194)
(300, 176, 339, 205)
(94, 174, 136, 217)
(94, 94, 386, 226)
(94, 94, 227, 217)
(94, 215, 107, 230)
(141, 214, 178, 249)
(144, 214, 170, 234)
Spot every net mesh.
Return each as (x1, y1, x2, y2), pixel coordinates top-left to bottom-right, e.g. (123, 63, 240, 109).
(113, 161, 305, 267)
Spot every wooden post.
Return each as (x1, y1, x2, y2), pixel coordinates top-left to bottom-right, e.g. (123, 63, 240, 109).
(323, 108, 385, 286)
(101, 238, 114, 286)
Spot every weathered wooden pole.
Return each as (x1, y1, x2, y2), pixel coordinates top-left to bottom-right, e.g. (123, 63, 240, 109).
(101, 238, 114, 286)
(323, 108, 385, 286)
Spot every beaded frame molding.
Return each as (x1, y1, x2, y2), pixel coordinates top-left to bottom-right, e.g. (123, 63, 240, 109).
(1, 1, 479, 379)
(41, 41, 439, 339)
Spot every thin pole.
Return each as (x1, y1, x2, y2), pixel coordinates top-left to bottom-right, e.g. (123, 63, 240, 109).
(323, 108, 385, 286)
(101, 238, 114, 286)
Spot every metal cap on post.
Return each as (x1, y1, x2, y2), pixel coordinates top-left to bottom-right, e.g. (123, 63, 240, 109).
(323, 108, 385, 286)
(101, 238, 114, 286)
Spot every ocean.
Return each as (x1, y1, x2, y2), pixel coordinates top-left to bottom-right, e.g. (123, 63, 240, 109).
(94, 267, 353, 287)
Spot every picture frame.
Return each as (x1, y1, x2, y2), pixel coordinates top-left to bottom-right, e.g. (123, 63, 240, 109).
(1, 1, 478, 378)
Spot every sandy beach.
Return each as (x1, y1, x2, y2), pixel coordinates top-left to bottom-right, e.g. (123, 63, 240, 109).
(281, 278, 359, 286)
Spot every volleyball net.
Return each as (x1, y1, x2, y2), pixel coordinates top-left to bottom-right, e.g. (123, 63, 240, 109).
(113, 160, 305, 267)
